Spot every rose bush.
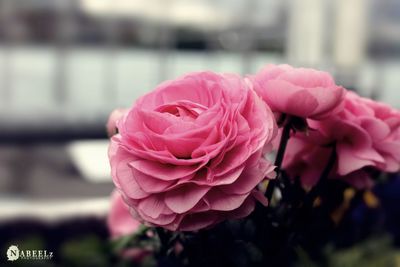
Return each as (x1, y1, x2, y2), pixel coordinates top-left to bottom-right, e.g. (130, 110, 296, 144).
(108, 72, 277, 231)
(249, 64, 345, 119)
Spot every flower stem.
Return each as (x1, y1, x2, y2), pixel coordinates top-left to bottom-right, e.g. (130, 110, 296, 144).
(156, 227, 169, 255)
(303, 145, 336, 209)
(265, 115, 292, 200)
(286, 146, 337, 246)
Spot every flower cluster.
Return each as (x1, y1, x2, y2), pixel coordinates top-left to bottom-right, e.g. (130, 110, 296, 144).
(107, 64, 400, 234)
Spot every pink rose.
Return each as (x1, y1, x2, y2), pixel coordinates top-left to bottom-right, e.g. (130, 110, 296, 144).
(249, 64, 345, 119)
(342, 92, 400, 172)
(283, 138, 374, 190)
(309, 92, 400, 174)
(282, 91, 400, 189)
(109, 72, 277, 231)
(108, 190, 141, 239)
(107, 108, 128, 136)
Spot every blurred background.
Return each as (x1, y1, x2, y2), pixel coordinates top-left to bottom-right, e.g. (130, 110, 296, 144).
(0, 0, 400, 264)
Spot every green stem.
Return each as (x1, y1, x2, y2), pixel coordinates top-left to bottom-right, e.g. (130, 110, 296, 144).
(286, 145, 337, 247)
(302, 145, 336, 209)
(156, 227, 169, 255)
(265, 115, 292, 200)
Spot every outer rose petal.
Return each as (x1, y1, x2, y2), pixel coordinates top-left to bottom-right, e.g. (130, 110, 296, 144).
(262, 80, 318, 117)
(108, 191, 141, 239)
(337, 144, 376, 175)
(107, 108, 128, 136)
(108, 191, 154, 263)
(164, 185, 210, 213)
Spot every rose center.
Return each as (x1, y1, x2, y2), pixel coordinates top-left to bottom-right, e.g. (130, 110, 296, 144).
(155, 101, 207, 120)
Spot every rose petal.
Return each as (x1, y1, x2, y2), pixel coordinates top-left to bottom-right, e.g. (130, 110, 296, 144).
(164, 185, 210, 213)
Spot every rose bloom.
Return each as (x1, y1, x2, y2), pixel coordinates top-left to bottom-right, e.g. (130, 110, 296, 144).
(109, 72, 277, 231)
(341, 92, 400, 172)
(283, 91, 400, 188)
(249, 64, 345, 119)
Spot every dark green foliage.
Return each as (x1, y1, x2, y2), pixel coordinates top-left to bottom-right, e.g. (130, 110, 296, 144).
(111, 174, 400, 267)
